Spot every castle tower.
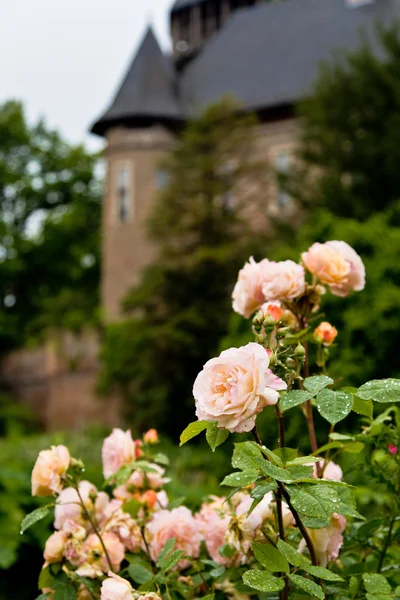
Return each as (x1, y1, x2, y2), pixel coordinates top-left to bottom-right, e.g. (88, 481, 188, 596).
(91, 28, 182, 320)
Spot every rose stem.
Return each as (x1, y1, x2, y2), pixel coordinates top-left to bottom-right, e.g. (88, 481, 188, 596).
(252, 426, 319, 566)
(274, 406, 290, 600)
(75, 484, 114, 573)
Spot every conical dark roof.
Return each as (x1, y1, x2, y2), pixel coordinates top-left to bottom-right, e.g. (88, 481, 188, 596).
(91, 27, 182, 136)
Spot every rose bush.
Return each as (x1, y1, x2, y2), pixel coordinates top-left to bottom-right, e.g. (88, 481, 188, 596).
(23, 240, 400, 599)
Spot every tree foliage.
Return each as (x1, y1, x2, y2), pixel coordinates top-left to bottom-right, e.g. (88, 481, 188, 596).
(99, 101, 273, 436)
(288, 24, 400, 221)
(0, 100, 101, 351)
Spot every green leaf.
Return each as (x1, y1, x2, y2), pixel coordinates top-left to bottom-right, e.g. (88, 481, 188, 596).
(357, 379, 400, 403)
(160, 549, 184, 572)
(362, 573, 392, 594)
(286, 464, 314, 479)
(21, 506, 51, 534)
(180, 420, 210, 446)
(259, 462, 296, 482)
(349, 575, 360, 597)
(304, 376, 334, 395)
(302, 565, 344, 581)
(259, 447, 283, 465)
(276, 540, 310, 568)
(342, 441, 365, 454)
(273, 447, 299, 464)
(128, 563, 154, 584)
(287, 455, 321, 466)
(221, 469, 259, 487)
(242, 570, 285, 592)
(288, 574, 324, 599)
(352, 395, 373, 419)
(365, 594, 392, 600)
(252, 542, 290, 573)
(38, 566, 54, 590)
(232, 442, 264, 471)
(157, 538, 176, 564)
(210, 566, 225, 578)
(206, 422, 230, 451)
(35, 595, 51, 600)
(122, 498, 142, 518)
(280, 390, 313, 412)
(316, 389, 353, 425)
(287, 483, 339, 519)
(202, 596, 215, 600)
(152, 453, 170, 466)
(53, 580, 77, 600)
(251, 482, 277, 499)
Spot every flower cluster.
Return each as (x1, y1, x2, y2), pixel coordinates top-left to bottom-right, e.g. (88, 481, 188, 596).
(27, 239, 400, 599)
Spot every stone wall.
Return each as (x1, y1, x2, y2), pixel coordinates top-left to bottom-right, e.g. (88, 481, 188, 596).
(0, 330, 121, 431)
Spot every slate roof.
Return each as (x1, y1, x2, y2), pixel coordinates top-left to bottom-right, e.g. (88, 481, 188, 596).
(91, 27, 183, 136)
(172, 0, 206, 11)
(180, 0, 400, 115)
(91, 0, 400, 136)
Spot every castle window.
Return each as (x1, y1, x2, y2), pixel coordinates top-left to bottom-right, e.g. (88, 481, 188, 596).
(275, 151, 291, 208)
(115, 164, 132, 223)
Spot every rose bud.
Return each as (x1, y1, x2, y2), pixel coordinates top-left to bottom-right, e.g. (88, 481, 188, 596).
(134, 440, 143, 459)
(144, 429, 159, 445)
(142, 490, 158, 508)
(313, 322, 338, 346)
(388, 444, 398, 456)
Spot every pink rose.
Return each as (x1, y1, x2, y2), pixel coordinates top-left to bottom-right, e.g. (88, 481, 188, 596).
(102, 429, 135, 479)
(146, 506, 201, 570)
(102, 500, 143, 553)
(54, 481, 108, 531)
(313, 322, 338, 346)
(196, 497, 232, 565)
(300, 513, 346, 567)
(302, 241, 365, 296)
(44, 531, 68, 564)
(261, 260, 306, 302)
(80, 532, 125, 574)
(101, 573, 133, 600)
(194, 342, 287, 433)
(32, 445, 70, 496)
(232, 257, 272, 318)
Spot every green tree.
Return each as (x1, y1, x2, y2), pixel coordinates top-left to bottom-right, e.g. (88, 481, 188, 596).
(0, 101, 101, 351)
(99, 100, 273, 436)
(288, 24, 400, 221)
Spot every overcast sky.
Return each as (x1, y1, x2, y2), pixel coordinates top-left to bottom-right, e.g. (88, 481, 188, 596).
(0, 0, 175, 150)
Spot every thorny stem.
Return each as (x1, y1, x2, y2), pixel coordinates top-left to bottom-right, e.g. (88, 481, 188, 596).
(377, 514, 397, 573)
(75, 485, 114, 573)
(252, 426, 319, 567)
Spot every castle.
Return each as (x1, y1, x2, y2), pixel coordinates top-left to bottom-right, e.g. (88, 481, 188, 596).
(91, 0, 398, 320)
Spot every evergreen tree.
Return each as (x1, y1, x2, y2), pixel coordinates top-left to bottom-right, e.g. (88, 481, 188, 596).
(99, 100, 273, 436)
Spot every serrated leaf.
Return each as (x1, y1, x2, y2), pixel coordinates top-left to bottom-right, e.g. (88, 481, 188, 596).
(342, 441, 365, 454)
(206, 422, 229, 452)
(349, 575, 360, 597)
(242, 570, 285, 592)
(288, 574, 324, 599)
(287, 483, 339, 519)
(302, 565, 344, 581)
(232, 441, 264, 471)
(252, 542, 289, 573)
(277, 540, 310, 568)
(202, 595, 215, 600)
(128, 563, 154, 584)
(304, 376, 334, 395)
(53, 580, 78, 600)
(363, 573, 391, 594)
(21, 506, 51, 534)
(286, 464, 314, 479)
(221, 469, 259, 487)
(157, 538, 176, 564)
(301, 516, 330, 528)
(180, 420, 210, 446)
(259, 447, 283, 465)
(365, 594, 392, 600)
(251, 482, 277, 499)
(352, 395, 373, 419)
(160, 549, 183, 572)
(273, 447, 299, 464)
(316, 389, 353, 425)
(280, 390, 313, 412)
(357, 379, 400, 403)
